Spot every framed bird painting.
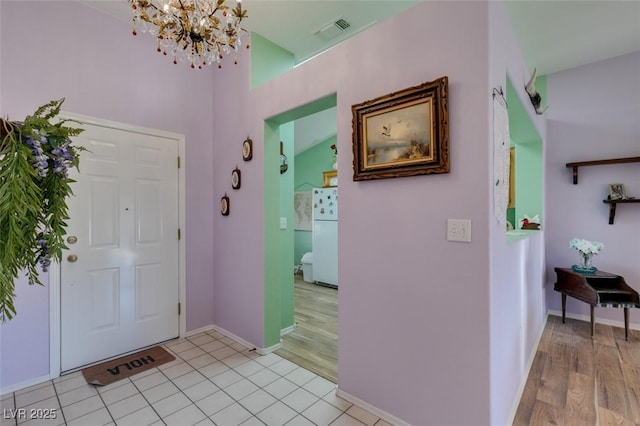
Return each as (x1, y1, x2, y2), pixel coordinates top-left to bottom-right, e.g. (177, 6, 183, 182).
(351, 76, 449, 181)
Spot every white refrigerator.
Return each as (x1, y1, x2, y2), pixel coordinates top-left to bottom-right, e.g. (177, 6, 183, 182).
(312, 188, 338, 287)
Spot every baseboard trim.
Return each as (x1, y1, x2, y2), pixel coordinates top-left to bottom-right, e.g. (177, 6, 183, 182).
(186, 324, 217, 337)
(210, 324, 258, 351)
(507, 311, 549, 425)
(257, 342, 282, 355)
(281, 324, 296, 336)
(209, 324, 282, 355)
(336, 387, 410, 426)
(548, 310, 640, 331)
(0, 374, 52, 396)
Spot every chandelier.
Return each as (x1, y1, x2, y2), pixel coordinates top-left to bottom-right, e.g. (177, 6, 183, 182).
(130, 0, 249, 69)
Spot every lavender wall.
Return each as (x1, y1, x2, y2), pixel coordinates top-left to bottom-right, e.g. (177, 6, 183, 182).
(212, 2, 493, 424)
(210, 46, 264, 346)
(488, 3, 548, 424)
(546, 51, 640, 323)
(0, 1, 215, 390)
(0, 275, 51, 390)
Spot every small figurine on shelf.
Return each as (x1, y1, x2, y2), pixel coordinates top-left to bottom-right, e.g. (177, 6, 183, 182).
(520, 214, 541, 230)
(608, 183, 626, 200)
(330, 143, 337, 170)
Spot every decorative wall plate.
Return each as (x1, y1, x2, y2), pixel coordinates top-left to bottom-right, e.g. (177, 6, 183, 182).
(242, 137, 253, 161)
(231, 167, 241, 189)
(221, 194, 230, 216)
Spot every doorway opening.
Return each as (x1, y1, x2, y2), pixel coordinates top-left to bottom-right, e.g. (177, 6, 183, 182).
(263, 94, 339, 382)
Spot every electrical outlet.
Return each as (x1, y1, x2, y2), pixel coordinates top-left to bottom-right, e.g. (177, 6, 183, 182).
(447, 219, 472, 242)
(280, 217, 287, 229)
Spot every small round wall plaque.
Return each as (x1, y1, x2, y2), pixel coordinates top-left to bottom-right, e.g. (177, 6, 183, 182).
(231, 167, 241, 190)
(242, 137, 253, 161)
(221, 194, 230, 216)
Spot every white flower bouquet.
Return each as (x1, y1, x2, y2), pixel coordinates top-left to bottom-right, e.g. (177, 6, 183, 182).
(570, 238, 603, 273)
(569, 238, 604, 255)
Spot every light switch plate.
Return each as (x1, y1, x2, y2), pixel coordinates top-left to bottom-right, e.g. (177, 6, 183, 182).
(280, 217, 287, 229)
(447, 219, 471, 242)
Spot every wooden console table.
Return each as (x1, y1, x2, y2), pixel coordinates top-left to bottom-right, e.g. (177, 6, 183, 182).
(554, 267, 639, 340)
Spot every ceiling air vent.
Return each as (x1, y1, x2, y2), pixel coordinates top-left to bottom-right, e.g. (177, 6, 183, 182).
(334, 19, 351, 30)
(314, 18, 352, 42)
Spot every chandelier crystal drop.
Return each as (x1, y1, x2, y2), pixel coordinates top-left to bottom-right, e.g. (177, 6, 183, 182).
(130, 0, 249, 69)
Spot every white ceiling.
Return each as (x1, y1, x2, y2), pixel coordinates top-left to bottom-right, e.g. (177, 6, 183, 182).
(81, 0, 640, 74)
(243, 0, 419, 64)
(504, 1, 640, 75)
(79, 0, 420, 64)
(293, 107, 336, 155)
(79, 0, 640, 153)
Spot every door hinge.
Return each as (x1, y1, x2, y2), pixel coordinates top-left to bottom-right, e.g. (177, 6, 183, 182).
(178, 302, 181, 316)
(177, 156, 181, 168)
(178, 228, 181, 240)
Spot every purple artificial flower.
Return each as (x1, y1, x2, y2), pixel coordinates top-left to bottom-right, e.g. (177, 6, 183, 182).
(51, 141, 72, 177)
(35, 234, 52, 272)
(25, 134, 49, 177)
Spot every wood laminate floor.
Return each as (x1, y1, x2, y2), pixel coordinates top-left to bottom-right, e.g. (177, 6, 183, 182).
(514, 314, 640, 425)
(276, 276, 338, 384)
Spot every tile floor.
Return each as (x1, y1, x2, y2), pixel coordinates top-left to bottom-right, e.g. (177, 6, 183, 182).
(1, 329, 392, 426)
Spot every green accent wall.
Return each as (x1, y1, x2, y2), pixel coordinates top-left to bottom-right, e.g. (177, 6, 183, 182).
(537, 75, 547, 114)
(253, 32, 296, 344)
(293, 136, 336, 265)
(514, 142, 542, 224)
(251, 32, 294, 89)
(280, 125, 295, 331)
(507, 207, 515, 229)
(506, 76, 543, 240)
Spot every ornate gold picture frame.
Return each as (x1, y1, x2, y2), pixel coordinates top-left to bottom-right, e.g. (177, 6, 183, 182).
(352, 76, 449, 181)
(322, 170, 338, 187)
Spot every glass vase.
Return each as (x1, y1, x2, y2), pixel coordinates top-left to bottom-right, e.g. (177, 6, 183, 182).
(572, 251, 597, 274)
(580, 252, 592, 270)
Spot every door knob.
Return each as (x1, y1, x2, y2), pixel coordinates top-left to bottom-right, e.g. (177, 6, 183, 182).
(67, 254, 78, 263)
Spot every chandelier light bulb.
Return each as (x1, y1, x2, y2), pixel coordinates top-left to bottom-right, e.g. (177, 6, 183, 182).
(130, 0, 249, 69)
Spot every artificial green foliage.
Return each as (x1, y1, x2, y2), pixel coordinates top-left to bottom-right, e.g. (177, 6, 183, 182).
(0, 99, 84, 321)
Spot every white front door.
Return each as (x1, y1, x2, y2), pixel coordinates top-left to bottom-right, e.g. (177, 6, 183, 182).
(61, 122, 180, 372)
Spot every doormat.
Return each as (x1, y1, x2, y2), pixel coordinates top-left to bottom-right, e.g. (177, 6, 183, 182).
(82, 346, 175, 386)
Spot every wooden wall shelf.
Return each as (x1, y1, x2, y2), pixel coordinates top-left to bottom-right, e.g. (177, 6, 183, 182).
(566, 156, 639, 224)
(603, 198, 640, 224)
(565, 157, 640, 184)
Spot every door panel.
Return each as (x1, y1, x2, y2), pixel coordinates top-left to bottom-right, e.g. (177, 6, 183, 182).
(135, 263, 161, 321)
(61, 123, 179, 371)
(136, 180, 163, 244)
(90, 177, 119, 248)
(89, 268, 120, 330)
